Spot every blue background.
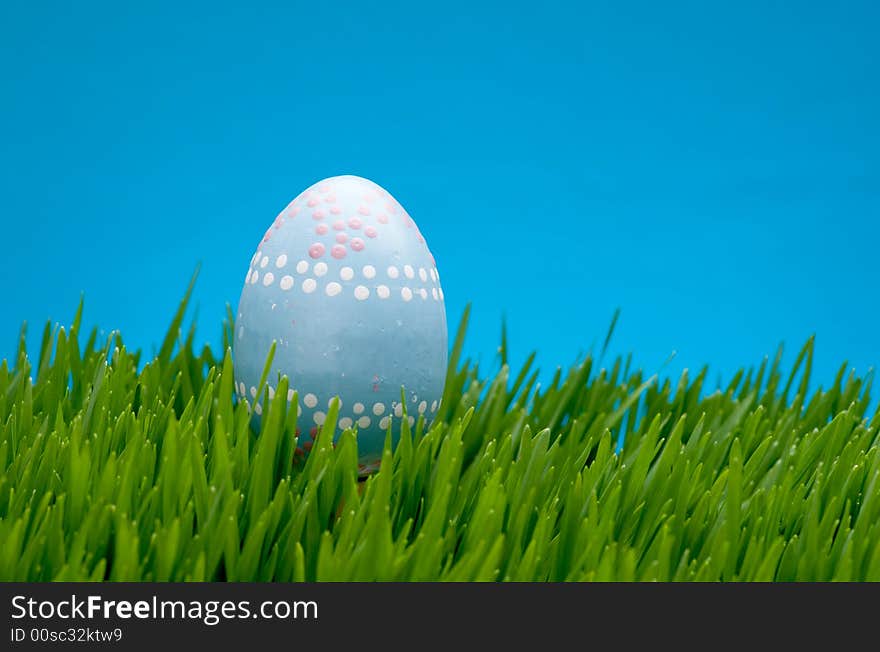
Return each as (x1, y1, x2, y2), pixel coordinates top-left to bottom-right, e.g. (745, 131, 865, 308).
(1, 1, 877, 391)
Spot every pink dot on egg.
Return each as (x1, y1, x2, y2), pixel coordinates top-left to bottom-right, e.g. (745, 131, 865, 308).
(358, 205, 371, 216)
(307, 198, 319, 207)
(350, 238, 365, 252)
(348, 217, 362, 229)
(318, 184, 330, 193)
(336, 233, 348, 243)
(365, 226, 377, 238)
(325, 194, 336, 203)
(309, 243, 325, 259)
(378, 214, 389, 224)
(333, 219, 345, 231)
(315, 224, 328, 235)
(312, 210, 325, 221)
(290, 206, 300, 216)
(330, 206, 342, 215)
(331, 245, 347, 259)
(385, 201, 397, 214)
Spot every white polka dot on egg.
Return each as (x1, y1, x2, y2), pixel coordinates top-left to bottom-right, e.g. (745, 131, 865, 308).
(280, 275, 294, 290)
(262, 272, 275, 286)
(404, 265, 414, 279)
(314, 411, 326, 425)
(302, 278, 317, 293)
(340, 266, 354, 281)
(372, 402, 385, 416)
(387, 266, 399, 279)
(296, 260, 309, 274)
(260, 256, 269, 269)
(401, 288, 413, 302)
(363, 265, 376, 279)
(353, 402, 365, 415)
(354, 285, 370, 301)
(358, 416, 371, 428)
(339, 417, 353, 430)
(314, 262, 328, 277)
(304, 393, 318, 408)
(377, 285, 390, 299)
(276, 254, 288, 268)
(419, 268, 427, 282)
(326, 282, 342, 296)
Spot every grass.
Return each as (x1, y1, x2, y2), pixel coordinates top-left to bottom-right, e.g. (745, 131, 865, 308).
(1, 281, 879, 582)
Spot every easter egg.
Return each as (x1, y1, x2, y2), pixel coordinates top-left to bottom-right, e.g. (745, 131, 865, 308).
(234, 175, 447, 473)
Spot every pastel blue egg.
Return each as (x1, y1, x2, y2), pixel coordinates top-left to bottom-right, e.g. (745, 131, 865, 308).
(234, 175, 448, 471)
